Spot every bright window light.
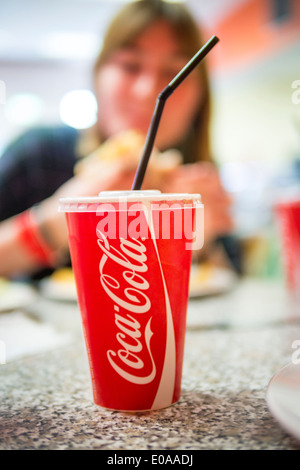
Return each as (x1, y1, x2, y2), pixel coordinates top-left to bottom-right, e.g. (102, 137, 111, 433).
(59, 89, 97, 129)
(40, 32, 101, 61)
(5, 93, 43, 126)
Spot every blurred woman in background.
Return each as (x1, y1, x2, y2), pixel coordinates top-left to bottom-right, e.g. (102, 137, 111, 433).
(0, 0, 237, 279)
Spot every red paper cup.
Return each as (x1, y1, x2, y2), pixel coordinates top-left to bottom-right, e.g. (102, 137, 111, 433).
(275, 197, 300, 293)
(59, 190, 203, 411)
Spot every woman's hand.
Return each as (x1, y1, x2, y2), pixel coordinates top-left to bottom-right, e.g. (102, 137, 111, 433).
(0, 160, 137, 278)
(38, 160, 137, 254)
(162, 162, 233, 243)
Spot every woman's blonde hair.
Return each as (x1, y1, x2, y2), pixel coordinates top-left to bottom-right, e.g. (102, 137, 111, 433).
(80, 0, 212, 163)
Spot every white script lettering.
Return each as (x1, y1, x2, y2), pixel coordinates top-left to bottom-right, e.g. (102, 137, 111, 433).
(97, 229, 156, 384)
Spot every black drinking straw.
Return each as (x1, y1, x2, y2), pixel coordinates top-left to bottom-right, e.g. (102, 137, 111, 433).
(131, 35, 219, 190)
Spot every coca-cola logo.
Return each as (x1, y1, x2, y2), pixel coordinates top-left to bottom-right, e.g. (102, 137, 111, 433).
(96, 225, 156, 384)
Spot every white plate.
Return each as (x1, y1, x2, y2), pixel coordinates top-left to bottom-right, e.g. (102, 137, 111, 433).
(266, 362, 300, 441)
(40, 264, 237, 302)
(39, 269, 77, 302)
(0, 279, 37, 312)
(189, 263, 237, 298)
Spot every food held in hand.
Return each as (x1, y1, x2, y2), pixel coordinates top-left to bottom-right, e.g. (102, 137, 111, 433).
(74, 129, 182, 185)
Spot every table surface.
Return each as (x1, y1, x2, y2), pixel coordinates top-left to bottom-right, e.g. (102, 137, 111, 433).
(1, 277, 300, 450)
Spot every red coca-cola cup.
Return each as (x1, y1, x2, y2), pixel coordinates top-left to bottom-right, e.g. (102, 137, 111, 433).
(275, 196, 300, 294)
(59, 190, 203, 411)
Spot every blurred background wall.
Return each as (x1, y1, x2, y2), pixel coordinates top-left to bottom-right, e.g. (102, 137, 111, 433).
(207, 0, 300, 276)
(0, 0, 299, 276)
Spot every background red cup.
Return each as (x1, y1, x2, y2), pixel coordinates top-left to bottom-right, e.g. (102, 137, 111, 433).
(275, 197, 300, 293)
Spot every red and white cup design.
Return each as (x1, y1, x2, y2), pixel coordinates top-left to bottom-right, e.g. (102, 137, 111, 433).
(275, 198, 300, 293)
(59, 190, 203, 411)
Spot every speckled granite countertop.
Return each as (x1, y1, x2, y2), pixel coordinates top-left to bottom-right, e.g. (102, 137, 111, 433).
(1, 279, 300, 450)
